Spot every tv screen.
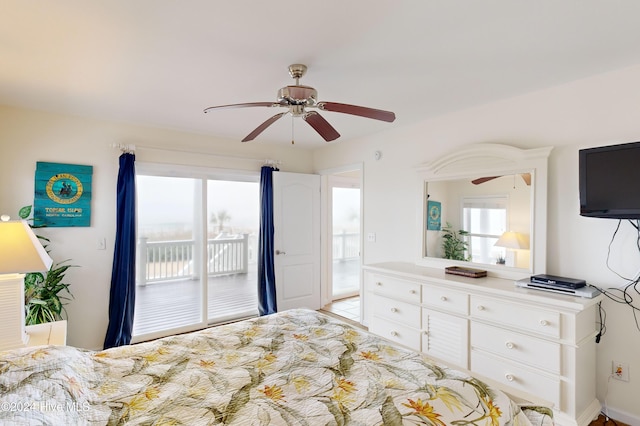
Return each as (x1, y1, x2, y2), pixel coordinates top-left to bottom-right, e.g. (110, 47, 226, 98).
(579, 141, 640, 218)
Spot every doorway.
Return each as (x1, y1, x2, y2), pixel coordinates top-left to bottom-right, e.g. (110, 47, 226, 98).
(325, 168, 362, 322)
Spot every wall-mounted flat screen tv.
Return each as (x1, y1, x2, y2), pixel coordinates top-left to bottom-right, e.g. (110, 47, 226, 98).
(579, 141, 640, 219)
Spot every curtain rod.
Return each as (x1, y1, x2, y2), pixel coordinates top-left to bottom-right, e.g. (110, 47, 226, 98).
(109, 143, 282, 165)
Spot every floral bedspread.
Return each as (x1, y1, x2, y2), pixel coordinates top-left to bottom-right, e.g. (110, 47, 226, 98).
(0, 309, 553, 425)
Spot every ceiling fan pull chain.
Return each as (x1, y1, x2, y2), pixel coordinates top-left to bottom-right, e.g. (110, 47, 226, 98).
(291, 114, 295, 145)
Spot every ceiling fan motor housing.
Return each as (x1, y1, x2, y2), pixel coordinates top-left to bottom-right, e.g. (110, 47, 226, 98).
(278, 85, 317, 105)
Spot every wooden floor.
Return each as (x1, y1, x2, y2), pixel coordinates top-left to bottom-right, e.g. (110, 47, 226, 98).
(133, 259, 360, 337)
(589, 414, 629, 425)
(133, 266, 258, 336)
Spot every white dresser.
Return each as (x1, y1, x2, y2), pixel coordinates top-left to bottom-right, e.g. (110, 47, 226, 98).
(363, 262, 602, 426)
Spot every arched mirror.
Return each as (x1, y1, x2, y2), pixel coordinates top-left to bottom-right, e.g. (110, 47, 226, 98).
(415, 144, 552, 278)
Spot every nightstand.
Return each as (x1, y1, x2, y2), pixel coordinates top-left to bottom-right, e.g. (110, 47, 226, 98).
(25, 320, 67, 346)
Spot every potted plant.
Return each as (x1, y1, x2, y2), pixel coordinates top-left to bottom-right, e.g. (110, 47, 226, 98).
(18, 206, 75, 325)
(441, 222, 470, 261)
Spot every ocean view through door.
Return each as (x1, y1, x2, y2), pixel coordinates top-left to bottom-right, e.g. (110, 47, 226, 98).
(132, 170, 259, 341)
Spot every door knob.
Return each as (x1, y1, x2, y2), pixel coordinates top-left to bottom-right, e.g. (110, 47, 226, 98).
(275, 250, 286, 255)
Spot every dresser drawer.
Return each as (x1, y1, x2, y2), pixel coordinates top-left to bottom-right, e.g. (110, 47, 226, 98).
(471, 322, 560, 374)
(471, 350, 560, 407)
(370, 315, 421, 351)
(370, 294, 420, 327)
(368, 273, 421, 303)
(422, 286, 468, 315)
(470, 295, 560, 338)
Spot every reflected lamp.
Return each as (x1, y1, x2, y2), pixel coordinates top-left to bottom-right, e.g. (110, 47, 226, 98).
(494, 231, 529, 267)
(0, 217, 53, 350)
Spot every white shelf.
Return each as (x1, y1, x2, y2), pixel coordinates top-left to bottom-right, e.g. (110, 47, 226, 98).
(25, 320, 67, 346)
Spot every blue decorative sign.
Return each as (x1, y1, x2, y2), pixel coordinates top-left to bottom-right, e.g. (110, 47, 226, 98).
(34, 162, 93, 227)
(427, 200, 441, 231)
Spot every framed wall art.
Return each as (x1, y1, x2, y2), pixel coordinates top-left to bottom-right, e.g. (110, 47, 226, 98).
(34, 162, 93, 227)
(426, 200, 441, 231)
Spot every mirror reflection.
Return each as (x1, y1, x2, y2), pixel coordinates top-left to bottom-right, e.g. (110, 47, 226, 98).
(424, 173, 532, 269)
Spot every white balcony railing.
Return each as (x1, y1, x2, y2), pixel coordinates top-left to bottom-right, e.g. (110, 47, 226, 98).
(137, 232, 359, 285)
(332, 231, 360, 260)
(137, 234, 250, 286)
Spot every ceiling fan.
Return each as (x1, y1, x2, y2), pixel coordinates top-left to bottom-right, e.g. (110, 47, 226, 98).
(472, 173, 532, 186)
(203, 64, 396, 143)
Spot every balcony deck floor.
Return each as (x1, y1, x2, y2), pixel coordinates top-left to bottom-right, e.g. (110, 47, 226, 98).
(133, 259, 360, 338)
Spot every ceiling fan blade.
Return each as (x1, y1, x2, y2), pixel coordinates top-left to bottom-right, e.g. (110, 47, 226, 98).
(317, 101, 396, 122)
(204, 102, 281, 113)
(303, 111, 340, 142)
(241, 112, 287, 142)
(471, 176, 500, 185)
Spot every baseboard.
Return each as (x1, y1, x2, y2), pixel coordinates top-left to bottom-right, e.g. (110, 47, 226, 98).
(603, 406, 639, 426)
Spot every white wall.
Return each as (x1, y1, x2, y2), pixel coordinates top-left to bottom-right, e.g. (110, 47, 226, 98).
(0, 105, 314, 351)
(313, 64, 640, 423)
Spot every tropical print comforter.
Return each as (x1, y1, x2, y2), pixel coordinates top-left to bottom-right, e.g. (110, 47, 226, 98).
(0, 309, 553, 425)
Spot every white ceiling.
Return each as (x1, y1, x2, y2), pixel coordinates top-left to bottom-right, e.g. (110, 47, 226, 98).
(2, 1, 640, 148)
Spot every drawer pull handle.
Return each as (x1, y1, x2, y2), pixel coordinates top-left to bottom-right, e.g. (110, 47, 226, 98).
(477, 305, 485, 311)
(376, 282, 383, 286)
(505, 374, 515, 382)
(391, 331, 398, 337)
(410, 290, 417, 294)
(391, 307, 398, 313)
(505, 342, 515, 349)
(539, 319, 549, 327)
(440, 296, 448, 302)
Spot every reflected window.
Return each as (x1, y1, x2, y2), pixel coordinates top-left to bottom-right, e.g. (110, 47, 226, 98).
(462, 196, 507, 264)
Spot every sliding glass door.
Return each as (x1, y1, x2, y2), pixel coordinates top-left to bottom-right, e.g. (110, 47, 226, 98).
(132, 166, 258, 342)
(133, 175, 204, 339)
(206, 180, 259, 323)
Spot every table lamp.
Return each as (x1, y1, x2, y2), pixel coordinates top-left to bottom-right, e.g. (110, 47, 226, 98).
(0, 216, 53, 350)
(494, 231, 529, 267)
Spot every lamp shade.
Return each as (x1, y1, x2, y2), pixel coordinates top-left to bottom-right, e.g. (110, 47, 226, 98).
(0, 220, 53, 274)
(494, 231, 529, 250)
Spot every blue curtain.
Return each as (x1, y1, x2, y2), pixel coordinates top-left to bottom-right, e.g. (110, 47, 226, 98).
(258, 165, 278, 315)
(104, 153, 137, 349)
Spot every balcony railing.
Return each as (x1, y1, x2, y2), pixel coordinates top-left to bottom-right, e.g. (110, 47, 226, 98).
(137, 232, 359, 285)
(332, 231, 360, 260)
(137, 234, 250, 286)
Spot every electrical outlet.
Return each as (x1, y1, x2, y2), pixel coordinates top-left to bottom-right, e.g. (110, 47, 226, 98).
(612, 361, 630, 382)
(367, 232, 376, 242)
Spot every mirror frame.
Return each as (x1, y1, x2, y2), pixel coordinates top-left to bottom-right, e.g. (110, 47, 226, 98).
(415, 143, 553, 279)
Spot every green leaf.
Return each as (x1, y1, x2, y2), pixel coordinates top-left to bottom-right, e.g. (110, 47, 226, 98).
(24, 272, 44, 287)
(18, 205, 32, 219)
(49, 297, 62, 315)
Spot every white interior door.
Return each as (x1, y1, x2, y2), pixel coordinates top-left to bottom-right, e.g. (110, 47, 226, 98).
(272, 171, 321, 311)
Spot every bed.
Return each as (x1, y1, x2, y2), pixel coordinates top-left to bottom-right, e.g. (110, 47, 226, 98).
(0, 309, 553, 425)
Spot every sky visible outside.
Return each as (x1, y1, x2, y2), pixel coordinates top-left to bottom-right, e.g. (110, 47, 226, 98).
(137, 175, 360, 234)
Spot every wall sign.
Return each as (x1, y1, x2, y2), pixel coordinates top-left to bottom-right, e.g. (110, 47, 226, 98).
(34, 162, 93, 227)
(427, 200, 441, 231)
